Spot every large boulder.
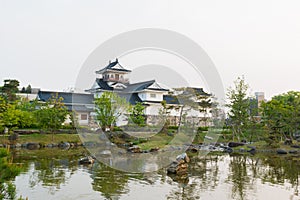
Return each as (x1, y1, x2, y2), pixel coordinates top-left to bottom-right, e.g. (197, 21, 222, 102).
(291, 145, 300, 148)
(26, 143, 40, 150)
(79, 156, 95, 164)
(127, 145, 141, 153)
(289, 150, 298, 154)
(277, 149, 287, 154)
(167, 153, 190, 175)
(59, 142, 70, 149)
(228, 142, 245, 148)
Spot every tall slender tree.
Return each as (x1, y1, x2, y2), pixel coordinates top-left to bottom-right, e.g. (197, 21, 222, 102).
(226, 76, 250, 141)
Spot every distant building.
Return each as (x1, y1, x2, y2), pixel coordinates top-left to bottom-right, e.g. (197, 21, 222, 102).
(37, 91, 94, 126)
(255, 92, 265, 109)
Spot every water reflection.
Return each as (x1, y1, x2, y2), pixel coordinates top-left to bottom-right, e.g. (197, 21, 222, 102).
(12, 149, 300, 200)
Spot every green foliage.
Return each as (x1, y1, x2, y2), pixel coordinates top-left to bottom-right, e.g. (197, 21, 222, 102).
(94, 92, 129, 131)
(128, 102, 146, 126)
(35, 94, 68, 132)
(168, 125, 179, 130)
(112, 126, 123, 131)
(0, 79, 20, 102)
(19, 85, 32, 94)
(226, 76, 250, 141)
(1, 104, 22, 130)
(261, 91, 300, 142)
(197, 126, 209, 132)
(0, 100, 37, 131)
(68, 111, 78, 129)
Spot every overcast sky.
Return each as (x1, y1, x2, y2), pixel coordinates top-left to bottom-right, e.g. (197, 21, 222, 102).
(1, 0, 300, 99)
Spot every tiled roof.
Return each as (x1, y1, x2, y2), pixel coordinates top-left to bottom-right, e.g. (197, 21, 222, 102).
(95, 59, 131, 74)
(122, 80, 155, 92)
(118, 93, 142, 105)
(37, 91, 94, 112)
(95, 78, 114, 91)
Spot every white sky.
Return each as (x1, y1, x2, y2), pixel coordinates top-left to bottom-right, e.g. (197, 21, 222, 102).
(1, 0, 300, 99)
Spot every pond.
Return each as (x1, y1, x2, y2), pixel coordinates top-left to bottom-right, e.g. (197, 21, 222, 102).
(12, 148, 300, 200)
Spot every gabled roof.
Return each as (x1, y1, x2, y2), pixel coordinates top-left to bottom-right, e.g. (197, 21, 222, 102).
(38, 91, 94, 104)
(122, 80, 155, 92)
(95, 78, 113, 91)
(37, 91, 94, 112)
(118, 93, 142, 105)
(95, 59, 132, 74)
(122, 80, 169, 93)
(147, 82, 169, 92)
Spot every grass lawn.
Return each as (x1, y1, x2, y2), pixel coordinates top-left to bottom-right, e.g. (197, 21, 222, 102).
(138, 133, 173, 150)
(137, 132, 193, 150)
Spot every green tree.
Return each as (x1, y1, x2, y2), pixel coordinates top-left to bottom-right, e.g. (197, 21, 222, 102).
(0, 79, 20, 102)
(226, 76, 250, 141)
(128, 102, 146, 126)
(20, 87, 26, 93)
(261, 91, 300, 142)
(94, 92, 128, 131)
(1, 104, 21, 132)
(0, 99, 38, 133)
(25, 84, 31, 94)
(36, 94, 68, 140)
(0, 97, 8, 132)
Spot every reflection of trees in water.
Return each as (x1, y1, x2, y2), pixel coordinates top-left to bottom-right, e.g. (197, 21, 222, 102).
(91, 163, 129, 199)
(12, 149, 83, 194)
(13, 149, 300, 199)
(167, 154, 300, 200)
(228, 155, 251, 200)
(91, 162, 164, 199)
(28, 158, 79, 195)
(260, 155, 300, 196)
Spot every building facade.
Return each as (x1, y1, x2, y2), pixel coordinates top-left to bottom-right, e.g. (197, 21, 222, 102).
(87, 59, 212, 127)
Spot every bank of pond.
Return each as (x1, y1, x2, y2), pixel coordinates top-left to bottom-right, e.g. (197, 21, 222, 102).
(3, 147, 300, 200)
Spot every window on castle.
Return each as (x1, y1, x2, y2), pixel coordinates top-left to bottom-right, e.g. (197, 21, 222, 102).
(115, 74, 119, 80)
(150, 93, 156, 98)
(110, 74, 114, 78)
(81, 114, 88, 120)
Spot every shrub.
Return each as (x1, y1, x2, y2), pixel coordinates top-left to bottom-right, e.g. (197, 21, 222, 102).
(113, 126, 123, 131)
(197, 126, 209, 132)
(168, 126, 179, 130)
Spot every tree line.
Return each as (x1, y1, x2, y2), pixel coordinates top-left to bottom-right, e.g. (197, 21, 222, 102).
(0, 79, 69, 135)
(226, 76, 300, 146)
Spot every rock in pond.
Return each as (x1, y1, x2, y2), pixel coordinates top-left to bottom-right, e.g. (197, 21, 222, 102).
(127, 145, 141, 153)
(167, 153, 190, 175)
(277, 149, 288, 154)
(289, 150, 298, 154)
(79, 156, 95, 164)
(26, 143, 40, 150)
(150, 147, 160, 152)
(228, 142, 245, 148)
(291, 145, 300, 149)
